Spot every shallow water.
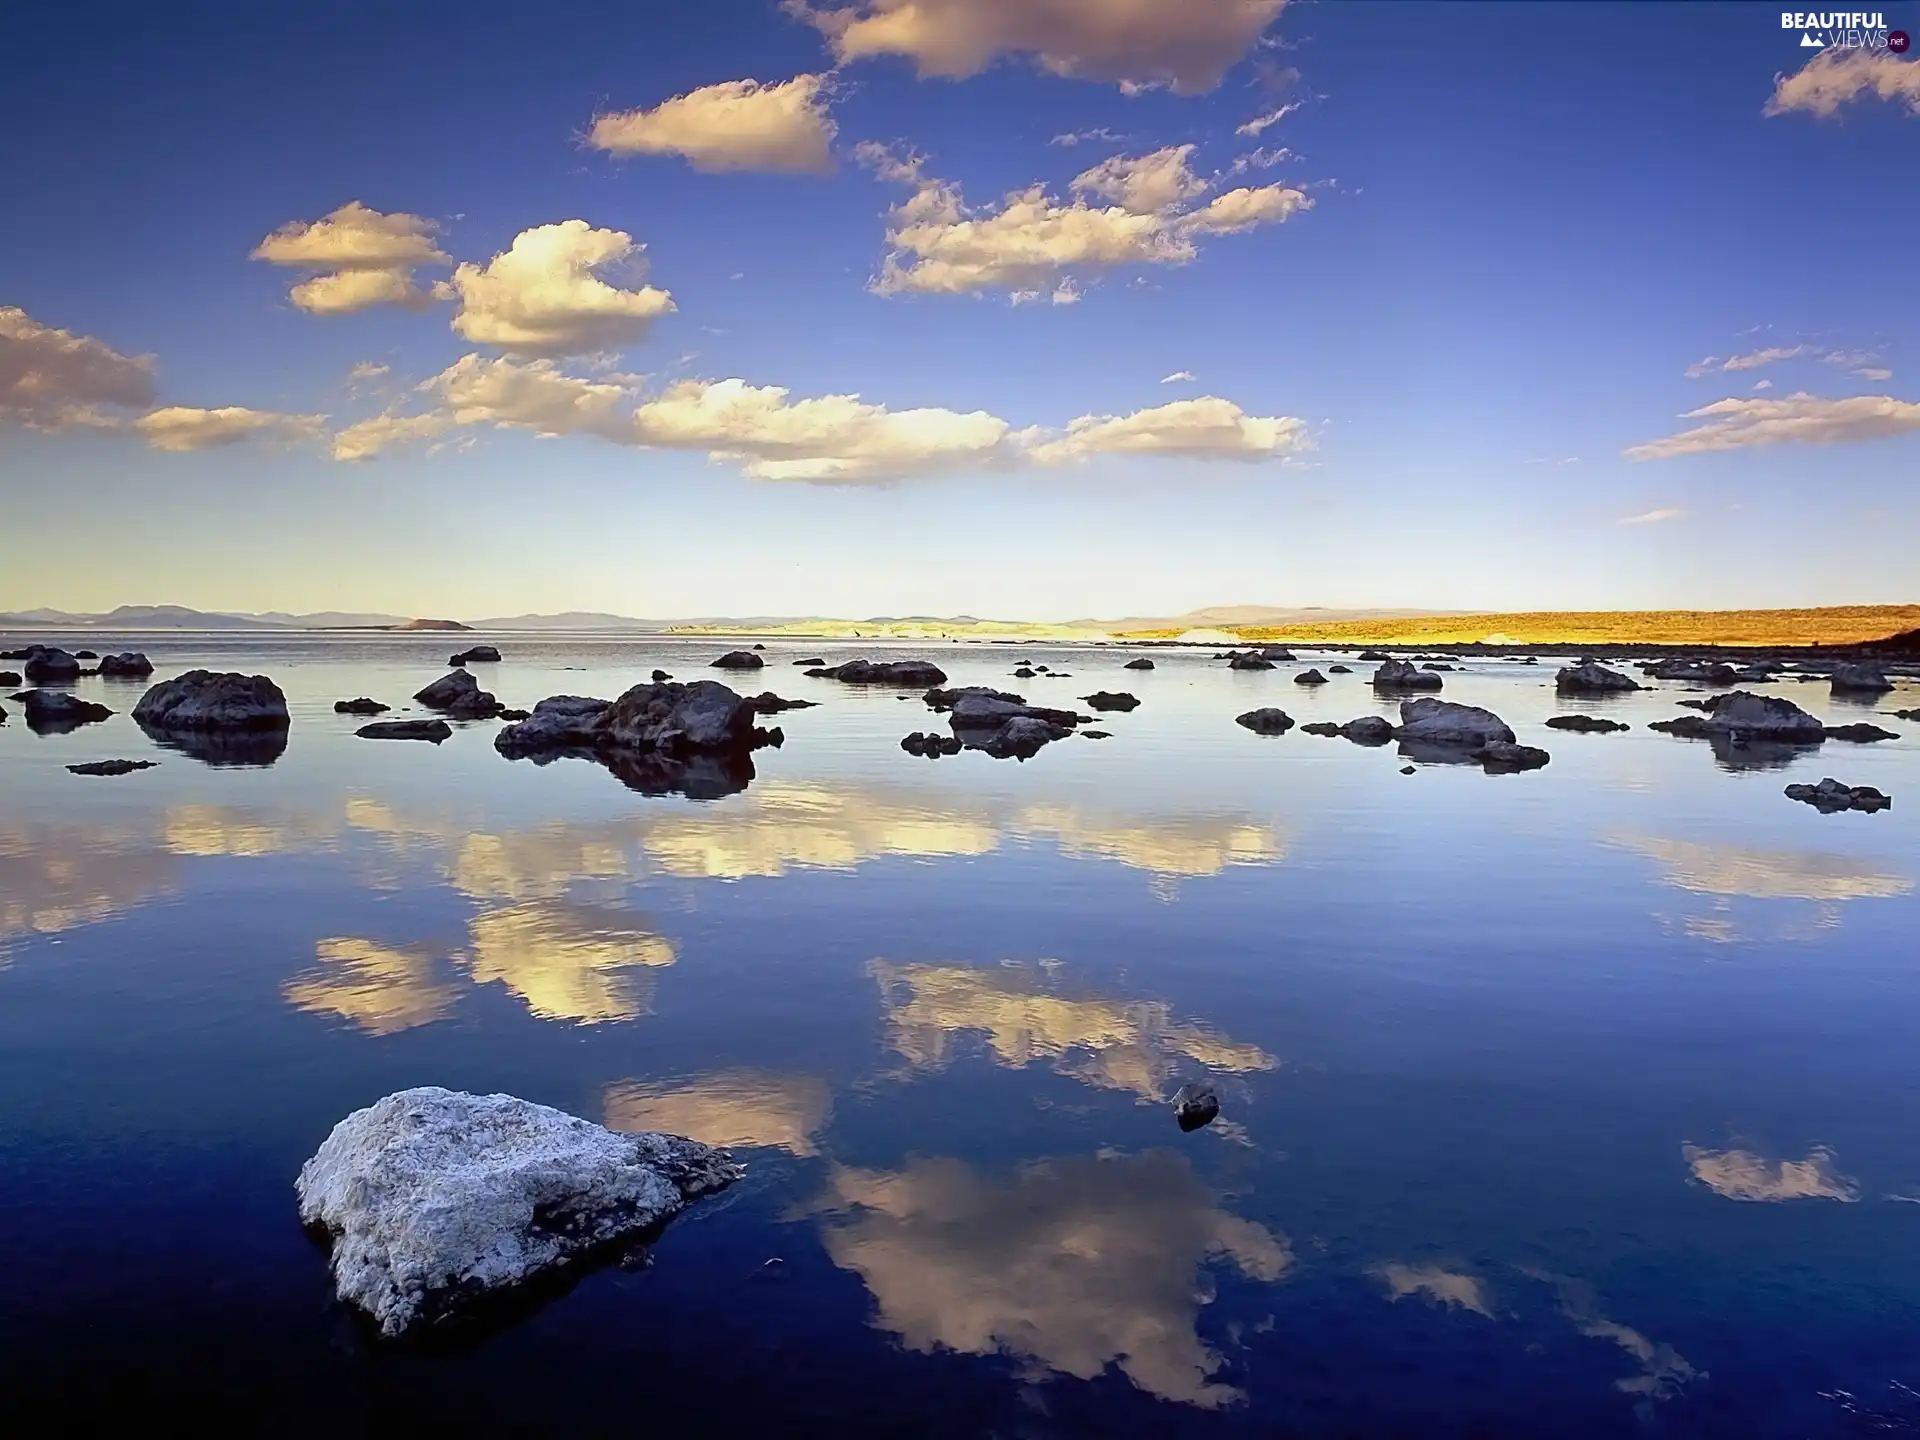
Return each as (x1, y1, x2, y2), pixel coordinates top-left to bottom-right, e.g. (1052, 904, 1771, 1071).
(2, 634, 1917, 1435)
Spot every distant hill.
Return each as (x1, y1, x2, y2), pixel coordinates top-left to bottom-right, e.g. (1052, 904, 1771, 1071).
(1219, 605, 1920, 648)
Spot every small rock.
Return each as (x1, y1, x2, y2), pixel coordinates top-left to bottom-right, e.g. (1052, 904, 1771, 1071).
(73, 649, 98, 660)
(747, 692, 817, 714)
(1293, 669, 1327, 685)
(711, 651, 765, 671)
(1784, 779, 1892, 814)
(1395, 697, 1514, 747)
(1400, 765, 1416, 774)
(1328, 664, 1352, 674)
(1013, 666, 1037, 678)
(1891, 708, 1920, 722)
(334, 698, 391, 715)
(23, 647, 81, 684)
(98, 652, 155, 678)
(1359, 650, 1392, 662)
(449, 645, 502, 665)
(1301, 722, 1339, 736)
(23, 690, 114, 731)
(357, 720, 453, 742)
(1228, 654, 1275, 671)
(0, 671, 19, 687)
(1081, 691, 1139, 712)
(1172, 1083, 1219, 1133)
(1235, 707, 1294, 735)
(413, 670, 501, 719)
(1830, 663, 1893, 695)
(67, 759, 159, 776)
(808, 659, 948, 686)
(793, 657, 825, 667)
(1124, 658, 1155, 670)
(1825, 723, 1899, 743)
(1546, 714, 1630, 733)
(1371, 659, 1443, 690)
(1081, 730, 1111, 739)
(1477, 740, 1551, 772)
(1649, 691, 1826, 742)
(652, 670, 671, 682)
(1555, 662, 1641, 695)
(496, 708, 531, 721)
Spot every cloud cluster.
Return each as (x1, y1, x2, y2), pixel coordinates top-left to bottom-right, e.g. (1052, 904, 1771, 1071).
(788, 0, 1287, 94)
(1, 304, 156, 429)
(1684, 345, 1809, 377)
(1682, 1144, 1859, 1202)
(1625, 391, 1920, 460)
(870, 144, 1308, 296)
(447, 220, 676, 355)
(252, 202, 450, 314)
(589, 74, 837, 174)
(1766, 49, 1920, 118)
(137, 405, 326, 453)
(342, 352, 1309, 481)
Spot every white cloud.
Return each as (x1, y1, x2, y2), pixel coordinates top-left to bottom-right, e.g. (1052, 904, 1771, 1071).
(1050, 126, 1126, 146)
(1070, 145, 1207, 213)
(346, 361, 390, 383)
(137, 405, 325, 453)
(447, 220, 676, 355)
(0, 304, 157, 429)
(1766, 49, 1920, 118)
(1236, 101, 1300, 136)
(1856, 367, 1893, 381)
(1620, 507, 1684, 525)
(1024, 395, 1308, 463)
(588, 74, 837, 175)
(251, 202, 449, 314)
(871, 152, 1308, 297)
(1683, 345, 1808, 377)
(1625, 391, 1920, 460)
(1374, 1263, 1492, 1316)
(330, 411, 454, 462)
(788, 0, 1288, 95)
(432, 353, 632, 436)
(1752, 379, 1773, 390)
(1161, 370, 1195, 383)
(1683, 1144, 1859, 1202)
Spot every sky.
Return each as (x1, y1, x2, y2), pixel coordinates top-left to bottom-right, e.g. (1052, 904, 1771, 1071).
(2, 0, 1917, 621)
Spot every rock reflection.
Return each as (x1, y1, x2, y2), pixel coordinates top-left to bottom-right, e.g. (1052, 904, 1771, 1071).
(1374, 1262, 1492, 1316)
(1682, 1144, 1859, 1202)
(136, 722, 288, 767)
(0, 820, 179, 954)
(282, 937, 458, 1034)
(465, 899, 676, 1023)
(871, 959, 1276, 1103)
(604, 1070, 831, 1155)
(519, 745, 755, 800)
(811, 1150, 1289, 1408)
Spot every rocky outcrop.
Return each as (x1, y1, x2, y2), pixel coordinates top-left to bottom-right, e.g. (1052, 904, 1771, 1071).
(1124, 658, 1155, 670)
(807, 659, 948, 686)
(1478, 740, 1551, 773)
(414, 670, 502, 719)
(295, 1087, 741, 1338)
(1235, 708, 1295, 735)
(495, 683, 771, 796)
(357, 720, 453, 742)
(97, 652, 155, 678)
(1081, 691, 1139, 711)
(133, 671, 291, 731)
(1228, 654, 1274, 671)
(901, 731, 963, 757)
(1825, 723, 1899, 743)
(22, 646, 81, 684)
(1830, 663, 1893, 695)
(492, 695, 613, 755)
(334, 698, 391, 715)
(977, 715, 1073, 759)
(921, 686, 1080, 759)
(1784, 779, 1892, 814)
(67, 759, 159, 776)
(1260, 647, 1296, 662)
(1394, 698, 1514, 747)
(746, 692, 816, 714)
(449, 645, 502, 665)
(602, 680, 759, 751)
(1555, 662, 1641, 695)
(1293, 669, 1327, 685)
(1648, 691, 1826, 742)
(1371, 659, 1442, 690)
(23, 691, 113, 732)
(1546, 714, 1630, 733)
(711, 650, 764, 671)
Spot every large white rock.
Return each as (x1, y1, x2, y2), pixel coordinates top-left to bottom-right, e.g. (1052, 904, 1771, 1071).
(296, 1087, 741, 1336)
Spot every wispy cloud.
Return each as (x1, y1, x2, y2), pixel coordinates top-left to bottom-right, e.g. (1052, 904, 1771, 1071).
(1626, 392, 1920, 460)
(1620, 507, 1684, 525)
(1523, 456, 1579, 466)
(1160, 370, 1195, 384)
(1684, 345, 1809, 378)
(1236, 101, 1301, 136)
(1766, 49, 1920, 119)
(1050, 126, 1126, 147)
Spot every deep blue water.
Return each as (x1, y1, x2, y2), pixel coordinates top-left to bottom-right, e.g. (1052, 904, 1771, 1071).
(2, 633, 1917, 1435)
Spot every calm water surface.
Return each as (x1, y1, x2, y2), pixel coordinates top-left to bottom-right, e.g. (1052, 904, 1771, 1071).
(2, 634, 1917, 1435)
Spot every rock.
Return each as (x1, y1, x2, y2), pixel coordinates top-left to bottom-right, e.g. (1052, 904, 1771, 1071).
(1643, 658, 1737, 685)
(1675, 698, 1716, 711)
(1012, 666, 1037, 678)
(1394, 698, 1514, 747)
(1825, 723, 1899, 742)
(496, 708, 531, 721)
(295, 1087, 741, 1338)
(747, 692, 817, 714)
(1293, 669, 1328, 685)
(1400, 765, 1416, 774)
(73, 649, 98, 660)
(1235, 708, 1295, 735)
(414, 670, 501, 719)
(651, 670, 671, 682)
(1893, 708, 1920, 722)
(1784, 779, 1892, 814)
(1342, 716, 1397, 744)
(97, 652, 155, 678)
(1035, 666, 1051, 674)
(1228, 654, 1274, 671)
(449, 645, 502, 665)
(334, 698, 392, 715)
(357, 720, 453, 742)
(1420, 663, 1454, 672)
(1328, 664, 1352, 674)
(807, 659, 948, 687)
(492, 696, 612, 755)
(602, 680, 758, 751)
(711, 650, 765, 671)
(1359, 650, 1392, 662)
(1261, 647, 1296, 662)
(1081, 730, 1111, 739)
(1124, 658, 1156, 670)
(23, 691, 113, 732)
(1650, 690, 1826, 742)
(1555, 662, 1641, 695)
(793, 657, 825, 667)
(1546, 714, 1630, 733)
(142, 671, 294, 731)
(1477, 740, 1550, 773)
(901, 731, 962, 757)
(1371, 659, 1443, 690)
(1830, 663, 1893, 694)
(1172, 1083, 1219, 1133)
(0, 671, 18, 687)
(66, 759, 159, 776)
(977, 715, 1073, 759)
(23, 646, 81, 683)
(1081, 691, 1139, 711)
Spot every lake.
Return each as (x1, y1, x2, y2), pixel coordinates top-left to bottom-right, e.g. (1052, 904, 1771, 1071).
(2, 633, 1916, 1436)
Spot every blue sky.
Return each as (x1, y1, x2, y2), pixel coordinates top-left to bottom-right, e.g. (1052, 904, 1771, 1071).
(2, 0, 1916, 619)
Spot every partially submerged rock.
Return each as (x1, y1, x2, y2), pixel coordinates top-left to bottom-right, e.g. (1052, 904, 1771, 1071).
(1546, 714, 1631, 733)
(1228, 654, 1275, 671)
(793, 657, 825, 667)
(1293, 669, 1327, 685)
(711, 650, 764, 671)
(746, 692, 816, 714)
(335, 698, 392, 715)
(1830, 663, 1892, 694)
(295, 1087, 741, 1338)
(1784, 779, 1892, 814)
(97, 652, 155, 678)
(357, 719, 453, 742)
(1301, 715, 1395, 744)
(449, 645, 502, 665)
(414, 670, 502, 719)
(1172, 1083, 1219, 1133)
(901, 731, 962, 757)
(806, 659, 948, 686)
(0, 671, 19, 688)
(495, 683, 772, 796)
(1328, 664, 1352, 674)
(1123, 657, 1155, 670)
(23, 690, 113, 732)
(22, 646, 81, 683)
(1081, 691, 1139, 711)
(1642, 658, 1737, 685)
(132, 671, 292, 736)
(492, 696, 613, 755)
(1825, 723, 1899, 743)
(1394, 698, 1514, 747)
(1555, 662, 1641, 694)
(926, 686, 1081, 759)
(1371, 659, 1443, 690)
(1478, 740, 1551, 773)
(67, 759, 159, 776)
(1649, 690, 1826, 742)
(1235, 707, 1294, 735)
